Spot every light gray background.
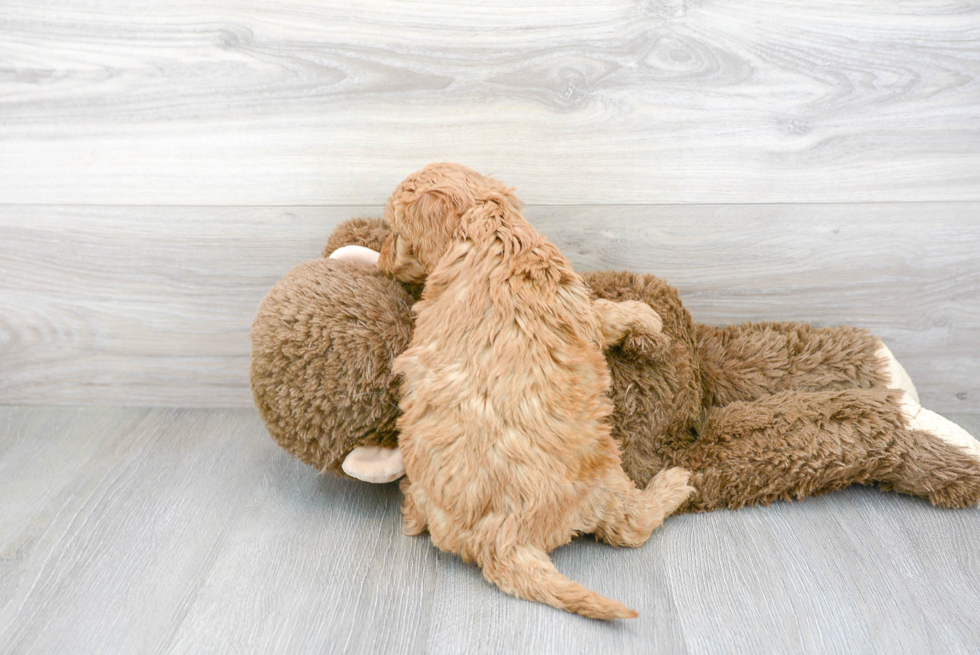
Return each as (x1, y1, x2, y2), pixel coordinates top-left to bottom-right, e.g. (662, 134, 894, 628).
(1, 1, 978, 653)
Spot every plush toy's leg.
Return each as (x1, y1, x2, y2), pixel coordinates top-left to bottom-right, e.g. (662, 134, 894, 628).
(880, 393, 980, 507)
(669, 389, 980, 512)
(899, 395, 980, 460)
(696, 322, 914, 405)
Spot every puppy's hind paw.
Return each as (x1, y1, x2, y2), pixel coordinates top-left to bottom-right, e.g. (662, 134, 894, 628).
(622, 300, 663, 335)
(400, 478, 428, 536)
(645, 467, 696, 518)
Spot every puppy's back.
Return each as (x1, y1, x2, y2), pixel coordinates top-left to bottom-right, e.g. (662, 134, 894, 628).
(396, 201, 618, 543)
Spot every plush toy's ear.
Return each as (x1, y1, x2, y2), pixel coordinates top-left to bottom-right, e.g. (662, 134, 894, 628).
(322, 217, 391, 257)
(341, 446, 405, 483)
(329, 245, 380, 266)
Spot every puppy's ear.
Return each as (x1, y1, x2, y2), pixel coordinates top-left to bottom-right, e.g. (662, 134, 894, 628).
(498, 185, 523, 211)
(378, 231, 428, 283)
(377, 232, 397, 273)
(403, 189, 467, 268)
(412, 191, 455, 224)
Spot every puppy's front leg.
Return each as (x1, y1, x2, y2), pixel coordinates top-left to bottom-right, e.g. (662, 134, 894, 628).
(399, 477, 428, 536)
(593, 299, 669, 357)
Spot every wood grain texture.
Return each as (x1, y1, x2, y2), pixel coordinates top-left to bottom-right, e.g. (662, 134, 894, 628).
(1, 0, 978, 204)
(1, 406, 978, 653)
(3, 2, 978, 649)
(2, 203, 977, 410)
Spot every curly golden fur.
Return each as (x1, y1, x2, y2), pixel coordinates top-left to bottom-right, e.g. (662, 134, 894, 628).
(376, 163, 695, 620)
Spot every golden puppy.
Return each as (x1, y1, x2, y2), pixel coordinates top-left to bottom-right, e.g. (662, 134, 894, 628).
(377, 163, 695, 620)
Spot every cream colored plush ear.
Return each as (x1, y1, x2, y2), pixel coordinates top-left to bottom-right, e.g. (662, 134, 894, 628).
(329, 245, 381, 267)
(341, 446, 405, 483)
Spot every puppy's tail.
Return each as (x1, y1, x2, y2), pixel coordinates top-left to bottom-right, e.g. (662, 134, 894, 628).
(481, 544, 637, 620)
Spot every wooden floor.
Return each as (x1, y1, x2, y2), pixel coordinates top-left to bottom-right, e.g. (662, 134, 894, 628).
(1, 406, 978, 653)
(3, 1, 980, 652)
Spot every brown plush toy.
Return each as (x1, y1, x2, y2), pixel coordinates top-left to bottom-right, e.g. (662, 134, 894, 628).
(250, 218, 980, 512)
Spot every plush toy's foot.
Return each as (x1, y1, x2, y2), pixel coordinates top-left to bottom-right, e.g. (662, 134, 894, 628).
(877, 342, 919, 403)
(900, 394, 980, 463)
(893, 392, 980, 507)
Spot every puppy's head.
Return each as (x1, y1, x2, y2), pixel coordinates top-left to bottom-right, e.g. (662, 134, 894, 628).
(378, 163, 520, 283)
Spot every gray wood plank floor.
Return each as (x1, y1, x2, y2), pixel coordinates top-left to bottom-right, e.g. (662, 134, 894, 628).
(1, 406, 978, 654)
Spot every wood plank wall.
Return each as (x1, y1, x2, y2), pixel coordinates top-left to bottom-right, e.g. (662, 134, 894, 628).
(1, 1, 978, 409)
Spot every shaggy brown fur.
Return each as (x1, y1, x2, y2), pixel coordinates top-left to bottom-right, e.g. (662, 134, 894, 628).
(583, 271, 980, 510)
(372, 163, 694, 620)
(251, 245, 980, 621)
(252, 217, 980, 512)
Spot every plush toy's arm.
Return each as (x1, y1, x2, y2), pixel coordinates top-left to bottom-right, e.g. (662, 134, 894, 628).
(593, 299, 671, 359)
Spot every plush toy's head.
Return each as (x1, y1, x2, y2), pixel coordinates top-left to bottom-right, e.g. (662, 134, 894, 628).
(250, 219, 416, 482)
(251, 218, 706, 488)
